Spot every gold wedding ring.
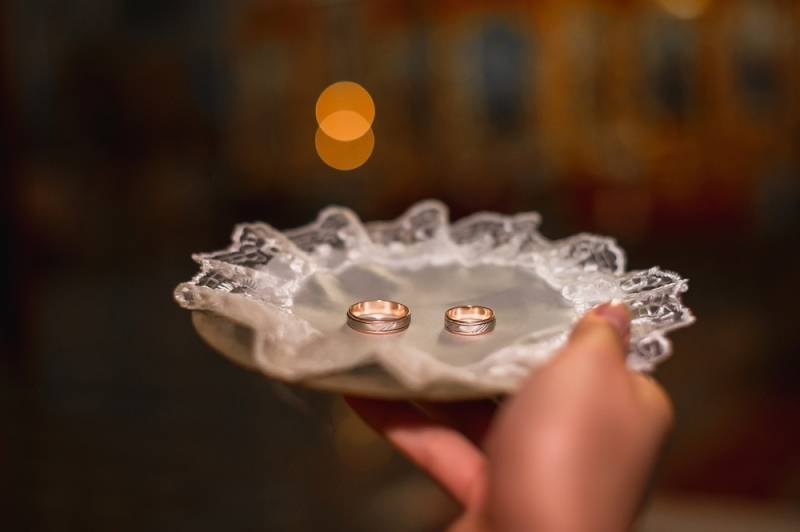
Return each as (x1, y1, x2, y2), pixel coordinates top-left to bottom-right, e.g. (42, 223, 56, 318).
(347, 300, 411, 335)
(444, 305, 496, 336)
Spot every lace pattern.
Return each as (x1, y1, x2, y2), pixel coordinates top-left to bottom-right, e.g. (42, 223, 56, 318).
(175, 200, 694, 393)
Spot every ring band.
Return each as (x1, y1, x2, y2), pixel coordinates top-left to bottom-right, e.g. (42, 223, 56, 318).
(347, 300, 411, 335)
(444, 305, 496, 336)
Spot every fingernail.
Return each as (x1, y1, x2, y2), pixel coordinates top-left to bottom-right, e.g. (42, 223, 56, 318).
(593, 300, 630, 338)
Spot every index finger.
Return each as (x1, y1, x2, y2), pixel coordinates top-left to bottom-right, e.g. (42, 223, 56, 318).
(344, 396, 488, 507)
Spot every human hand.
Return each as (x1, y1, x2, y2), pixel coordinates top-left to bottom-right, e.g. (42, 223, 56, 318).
(345, 302, 673, 532)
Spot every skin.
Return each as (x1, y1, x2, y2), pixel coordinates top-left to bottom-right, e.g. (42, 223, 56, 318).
(346, 302, 673, 532)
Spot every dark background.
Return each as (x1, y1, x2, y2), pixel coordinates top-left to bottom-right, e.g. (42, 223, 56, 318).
(3, 0, 799, 530)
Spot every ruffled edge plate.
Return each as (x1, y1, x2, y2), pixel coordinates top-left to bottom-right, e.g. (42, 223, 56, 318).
(174, 200, 695, 399)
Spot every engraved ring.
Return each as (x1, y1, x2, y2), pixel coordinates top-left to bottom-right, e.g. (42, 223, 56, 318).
(347, 300, 411, 335)
(444, 305, 496, 336)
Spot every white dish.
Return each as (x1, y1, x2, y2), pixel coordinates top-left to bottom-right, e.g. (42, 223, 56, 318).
(174, 200, 694, 400)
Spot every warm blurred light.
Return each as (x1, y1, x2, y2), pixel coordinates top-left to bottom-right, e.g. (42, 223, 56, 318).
(315, 81, 375, 141)
(319, 110, 372, 143)
(656, 0, 712, 19)
(314, 81, 375, 170)
(315, 126, 374, 171)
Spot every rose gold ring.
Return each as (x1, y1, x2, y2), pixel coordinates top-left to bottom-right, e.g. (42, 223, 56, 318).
(444, 305, 496, 336)
(347, 300, 411, 335)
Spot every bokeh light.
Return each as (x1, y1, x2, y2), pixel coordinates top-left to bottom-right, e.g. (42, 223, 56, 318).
(315, 81, 376, 170)
(319, 110, 372, 143)
(315, 126, 375, 171)
(656, 0, 712, 19)
(315, 81, 375, 141)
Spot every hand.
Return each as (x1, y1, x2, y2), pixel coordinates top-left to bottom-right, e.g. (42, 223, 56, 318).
(345, 302, 673, 532)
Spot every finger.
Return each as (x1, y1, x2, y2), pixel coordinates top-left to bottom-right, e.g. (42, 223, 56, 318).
(414, 399, 498, 447)
(559, 301, 630, 366)
(488, 301, 634, 459)
(344, 396, 487, 507)
(567, 303, 673, 430)
(630, 374, 674, 432)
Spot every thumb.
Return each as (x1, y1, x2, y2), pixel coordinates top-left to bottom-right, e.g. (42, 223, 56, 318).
(559, 301, 631, 365)
(558, 301, 673, 424)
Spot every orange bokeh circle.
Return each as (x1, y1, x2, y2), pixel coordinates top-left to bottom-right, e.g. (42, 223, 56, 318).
(656, 0, 711, 19)
(315, 81, 375, 142)
(314, 127, 374, 171)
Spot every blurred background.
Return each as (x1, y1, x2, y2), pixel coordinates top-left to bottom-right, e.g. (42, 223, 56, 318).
(3, 0, 799, 530)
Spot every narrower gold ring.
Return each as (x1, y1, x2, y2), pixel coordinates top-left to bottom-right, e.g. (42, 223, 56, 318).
(347, 300, 411, 335)
(444, 305, 496, 336)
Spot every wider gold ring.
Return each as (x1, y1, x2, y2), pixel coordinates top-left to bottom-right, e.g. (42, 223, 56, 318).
(347, 300, 411, 335)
